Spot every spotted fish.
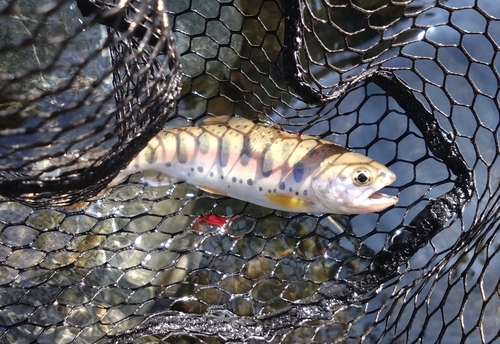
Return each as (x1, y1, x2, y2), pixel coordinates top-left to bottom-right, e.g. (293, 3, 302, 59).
(111, 116, 398, 214)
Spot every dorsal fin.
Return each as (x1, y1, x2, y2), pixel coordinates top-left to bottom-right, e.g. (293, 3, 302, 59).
(201, 115, 258, 130)
(258, 115, 284, 130)
(201, 115, 289, 132)
(201, 115, 232, 125)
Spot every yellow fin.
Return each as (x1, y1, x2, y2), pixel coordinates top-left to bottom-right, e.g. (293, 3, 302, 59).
(265, 194, 313, 211)
(197, 185, 227, 196)
(201, 115, 232, 125)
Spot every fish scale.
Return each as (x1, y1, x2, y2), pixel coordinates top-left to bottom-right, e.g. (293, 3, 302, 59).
(112, 116, 398, 214)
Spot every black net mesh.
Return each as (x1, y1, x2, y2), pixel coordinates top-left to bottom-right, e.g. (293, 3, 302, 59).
(0, 0, 499, 343)
(0, 0, 181, 205)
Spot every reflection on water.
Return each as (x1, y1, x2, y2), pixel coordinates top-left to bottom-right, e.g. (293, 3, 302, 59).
(0, 0, 115, 170)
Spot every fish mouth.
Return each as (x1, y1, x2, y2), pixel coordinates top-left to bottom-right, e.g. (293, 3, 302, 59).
(363, 191, 398, 211)
(368, 191, 396, 201)
(343, 190, 397, 214)
(362, 170, 398, 210)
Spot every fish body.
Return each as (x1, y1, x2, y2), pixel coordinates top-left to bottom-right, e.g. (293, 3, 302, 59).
(113, 116, 398, 214)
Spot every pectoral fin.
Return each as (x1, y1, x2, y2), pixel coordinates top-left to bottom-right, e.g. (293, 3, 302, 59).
(265, 194, 314, 212)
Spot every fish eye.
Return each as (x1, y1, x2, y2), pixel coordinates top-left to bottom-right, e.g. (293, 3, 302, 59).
(352, 168, 371, 186)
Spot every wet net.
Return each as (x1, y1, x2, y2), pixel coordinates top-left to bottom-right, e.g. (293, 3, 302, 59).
(0, 0, 498, 343)
(0, 0, 181, 206)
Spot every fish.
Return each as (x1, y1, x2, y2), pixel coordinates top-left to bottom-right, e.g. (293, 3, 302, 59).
(110, 116, 398, 214)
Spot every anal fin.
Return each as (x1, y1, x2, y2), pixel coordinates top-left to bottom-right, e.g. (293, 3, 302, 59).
(140, 171, 180, 187)
(197, 184, 227, 196)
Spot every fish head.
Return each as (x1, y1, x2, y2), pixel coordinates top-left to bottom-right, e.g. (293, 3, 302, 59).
(311, 154, 398, 214)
